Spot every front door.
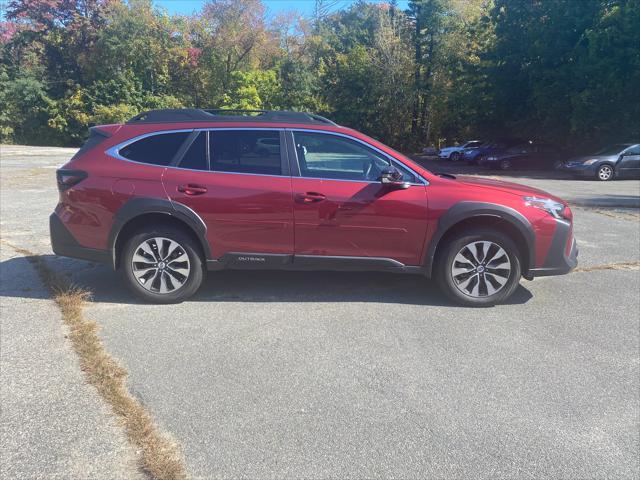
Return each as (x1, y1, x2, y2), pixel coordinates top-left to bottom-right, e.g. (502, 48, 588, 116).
(618, 145, 640, 178)
(289, 130, 429, 266)
(162, 129, 294, 259)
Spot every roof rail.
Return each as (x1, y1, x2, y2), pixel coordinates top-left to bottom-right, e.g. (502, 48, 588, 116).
(126, 108, 337, 126)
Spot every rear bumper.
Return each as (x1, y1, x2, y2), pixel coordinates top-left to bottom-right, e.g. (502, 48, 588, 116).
(528, 219, 578, 278)
(50, 213, 111, 264)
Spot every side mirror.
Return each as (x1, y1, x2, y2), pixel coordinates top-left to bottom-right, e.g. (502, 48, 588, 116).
(379, 166, 409, 189)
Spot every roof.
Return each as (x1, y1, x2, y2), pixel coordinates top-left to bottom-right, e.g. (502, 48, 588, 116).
(126, 109, 338, 126)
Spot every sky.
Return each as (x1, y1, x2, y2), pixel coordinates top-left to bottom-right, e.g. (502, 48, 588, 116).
(154, 0, 410, 18)
(0, 1, 410, 21)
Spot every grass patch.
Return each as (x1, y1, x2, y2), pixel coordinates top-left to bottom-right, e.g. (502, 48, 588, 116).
(6, 242, 187, 480)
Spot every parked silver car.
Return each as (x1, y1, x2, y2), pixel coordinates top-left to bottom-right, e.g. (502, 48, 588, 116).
(438, 140, 484, 161)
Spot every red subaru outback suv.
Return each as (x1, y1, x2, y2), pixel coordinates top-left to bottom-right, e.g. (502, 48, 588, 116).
(50, 109, 577, 306)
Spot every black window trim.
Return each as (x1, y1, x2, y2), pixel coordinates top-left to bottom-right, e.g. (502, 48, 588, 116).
(286, 129, 428, 186)
(173, 130, 209, 171)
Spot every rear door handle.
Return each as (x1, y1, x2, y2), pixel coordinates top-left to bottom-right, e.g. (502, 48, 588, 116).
(295, 192, 326, 204)
(177, 184, 207, 195)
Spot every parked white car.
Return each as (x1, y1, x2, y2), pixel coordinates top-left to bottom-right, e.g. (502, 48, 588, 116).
(438, 140, 484, 161)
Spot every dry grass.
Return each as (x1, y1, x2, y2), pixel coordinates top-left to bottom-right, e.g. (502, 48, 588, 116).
(573, 206, 640, 221)
(574, 261, 640, 273)
(6, 242, 187, 480)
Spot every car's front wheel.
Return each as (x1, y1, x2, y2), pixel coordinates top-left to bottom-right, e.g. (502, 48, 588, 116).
(499, 159, 512, 170)
(436, 229, 522, 307)
(122, 226, 204, 303)
(596, 164, 614, 181)
(450, 152, 461, 162)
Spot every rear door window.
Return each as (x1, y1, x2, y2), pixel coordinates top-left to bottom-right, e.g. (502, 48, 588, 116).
(178, 132, 208, 170)
(209, 130, 281, 175)
(120, 132, 190, 165)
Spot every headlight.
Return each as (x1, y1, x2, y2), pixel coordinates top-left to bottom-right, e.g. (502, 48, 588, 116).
(583, 159, 599, 165)
(487, 156, 497, 161)
(524, 196, 570, 219)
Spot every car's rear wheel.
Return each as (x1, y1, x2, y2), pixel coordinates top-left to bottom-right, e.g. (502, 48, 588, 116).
(122, 227, 204, 303)
(436, 229, 522, 307)
(596, 164, 614, 181)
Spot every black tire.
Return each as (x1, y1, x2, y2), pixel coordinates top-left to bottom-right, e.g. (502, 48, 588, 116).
(499, 159, 512, 170)
(450, 152, 461, 162)
(596, 164, 614, 181)
(435, 228, 522, 307)
(121, 226, 204, 304)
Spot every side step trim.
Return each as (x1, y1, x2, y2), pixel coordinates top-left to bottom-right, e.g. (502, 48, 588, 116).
(207, 253, 425, 275)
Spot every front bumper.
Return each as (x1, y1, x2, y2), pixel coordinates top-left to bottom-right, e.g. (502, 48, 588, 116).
(478, 158, 498, 167)
(50, 213, 111, 264)
(528, 219, 578, 277)
(558, 162, 597, 177)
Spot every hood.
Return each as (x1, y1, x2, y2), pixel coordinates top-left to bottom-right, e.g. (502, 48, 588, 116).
(569, 154, 618, 163)
(453, 175, 566, 204)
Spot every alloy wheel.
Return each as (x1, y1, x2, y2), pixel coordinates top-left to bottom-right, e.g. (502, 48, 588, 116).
(597, 165, 613, 181)
(451, 241, 511, 298)
(131, 237, 191, 294)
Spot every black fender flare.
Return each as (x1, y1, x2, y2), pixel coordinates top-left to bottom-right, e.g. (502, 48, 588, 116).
(107, 197, 211, 268)
(423, 201, 536, 277)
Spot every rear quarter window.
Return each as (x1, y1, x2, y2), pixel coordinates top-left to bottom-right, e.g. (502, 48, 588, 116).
(120, 132, 190, 165)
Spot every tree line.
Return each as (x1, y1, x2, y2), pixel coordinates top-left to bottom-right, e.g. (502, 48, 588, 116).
(1, 0, 638, 151)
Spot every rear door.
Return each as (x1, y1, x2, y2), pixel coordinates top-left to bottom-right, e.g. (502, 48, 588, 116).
(288, 130, 429, 266)
(162, 129, 294, 260)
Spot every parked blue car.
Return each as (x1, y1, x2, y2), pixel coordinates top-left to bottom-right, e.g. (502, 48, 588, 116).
(462, 139, 524, 165)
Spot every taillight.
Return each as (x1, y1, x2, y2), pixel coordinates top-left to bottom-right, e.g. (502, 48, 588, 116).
(56, 169, 87, 192)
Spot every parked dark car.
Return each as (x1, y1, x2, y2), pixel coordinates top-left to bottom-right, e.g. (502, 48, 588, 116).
(462, 139, 524, 165)
(479, 144, 563, 170)
(559, 144, 640, 181)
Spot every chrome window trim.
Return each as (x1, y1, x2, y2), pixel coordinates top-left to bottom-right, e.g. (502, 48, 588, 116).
(105, 126, 429, 186)
(288, 128, 428, 186)
(106, 127, 287, 176)
(105, 128, 195, 165)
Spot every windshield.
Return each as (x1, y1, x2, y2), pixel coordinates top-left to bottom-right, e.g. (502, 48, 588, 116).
(594, 144, 629, 156)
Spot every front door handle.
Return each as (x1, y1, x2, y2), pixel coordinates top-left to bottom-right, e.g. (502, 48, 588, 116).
(177, 184, 207, 195)
(295, 192, 326, 204)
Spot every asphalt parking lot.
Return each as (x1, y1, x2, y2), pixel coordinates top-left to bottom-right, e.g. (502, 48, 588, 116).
(1, 145, 639, 478)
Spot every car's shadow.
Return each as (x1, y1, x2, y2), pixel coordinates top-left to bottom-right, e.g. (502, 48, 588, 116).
(2, 254, 534, 307)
